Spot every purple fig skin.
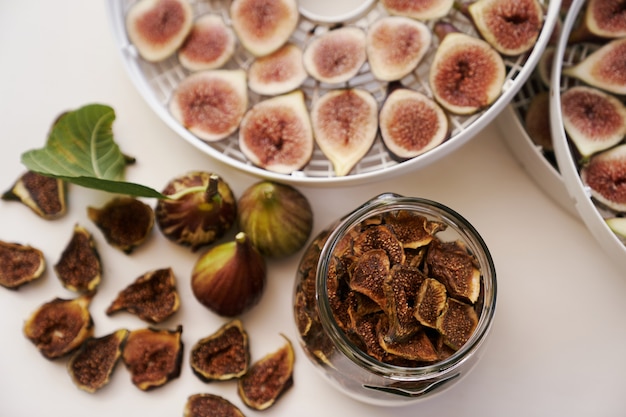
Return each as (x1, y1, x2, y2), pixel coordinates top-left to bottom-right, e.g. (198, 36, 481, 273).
(191, 232, 267, 317)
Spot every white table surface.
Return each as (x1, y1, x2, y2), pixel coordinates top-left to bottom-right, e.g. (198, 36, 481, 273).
(1, 2, 625, 416)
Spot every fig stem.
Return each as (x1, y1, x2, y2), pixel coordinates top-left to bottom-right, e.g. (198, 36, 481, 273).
(205, 174, 221, 203)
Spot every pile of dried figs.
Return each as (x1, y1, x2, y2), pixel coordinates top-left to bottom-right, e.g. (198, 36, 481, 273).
(124, 0, 548, 177)
(1, 163, 313, 414)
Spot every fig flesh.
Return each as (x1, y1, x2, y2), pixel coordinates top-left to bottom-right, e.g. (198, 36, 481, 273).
(2, 171, 66, 219)
(581, 144, 626, 212)
(239, 90, 314, 174)
(561, 86, 626, 158)
(429, 31, 505, 115)
(0, 241, 45, 290)
(230, 0, 299, 57)
(563, 38, 626, 95)
(302, 26, 367, 85)
(155, 172, 237, 251)
(248, 43, 307, 96)
(87, 197, 154, 254)
(379, 88, 449, 159)
(572, 0, 626, 40)
(310, 88, 378, 176)
(380, 0, 454, 20)
(125, 0, 193, 62)
(184, 394, 246, 417)
(122, 326, 183, 391)
(54, 224, 102, 294)
(178, 13, 236, 72)
(24, 295, 94, 360)
(468, 0, 544, 56)
(169, 69, 248, 142)
(366, 16, 432, 82)
(237, 181, 313, 258)
(191, 232, 266, 317)
(67, 329, 129, 393)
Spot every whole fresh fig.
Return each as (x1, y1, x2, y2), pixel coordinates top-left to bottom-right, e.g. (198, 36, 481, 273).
(155, 172, 237, 251)
(237, 181, 313, 258)
(191, 232, 266, 317)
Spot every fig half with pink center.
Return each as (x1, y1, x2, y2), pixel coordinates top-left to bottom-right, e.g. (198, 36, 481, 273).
(178, 13, 236, 72)
(380, 0, 454, 20)
(581, 144, 626, 213)
(248, 43, 307, 96)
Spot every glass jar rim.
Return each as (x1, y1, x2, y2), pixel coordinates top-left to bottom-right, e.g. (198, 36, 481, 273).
(315, 193, 497, 379)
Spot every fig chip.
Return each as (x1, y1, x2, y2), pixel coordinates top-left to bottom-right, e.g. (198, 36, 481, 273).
(2, 171, 67, 219)
(54, 224, 102, 293)
(190, 319, 250, 382)
(237, 335, 294, 411)
(106, 268, 180, 324)
(184, 394, 246, 417)
(23, 294, 94, 360)
(0, 240, 46, 290)
(67, 329, 129, 393)
(122, 326, 184, 391)
(436, 298, 479, 350)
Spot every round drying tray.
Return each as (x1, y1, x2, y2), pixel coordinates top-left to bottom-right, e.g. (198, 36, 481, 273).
(551, 0, 626, 270)
(107, 0, 561, 186)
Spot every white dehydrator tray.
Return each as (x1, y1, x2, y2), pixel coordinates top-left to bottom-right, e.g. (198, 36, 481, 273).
(106, 0, 561, 186)
(550, 0, 626, 270)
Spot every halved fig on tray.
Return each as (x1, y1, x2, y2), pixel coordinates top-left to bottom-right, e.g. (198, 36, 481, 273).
(537, 46, 556, 88)
(380, 0, 454, 20)
(379, 87, 449, 159)
(24, 294, 94, 360)
(67, 329, 129, 393)
(468, 0, 544, 56)
(302, 26, 367, 85)
(570, 0, 626, 42)
(239, 90, 313, 174)
(248, 43, 307, 96)
(230, 0, 299, 57)
(606, 217, 626, 238)
(561, 86, 626, 158)
(0, 241, 45, 290)
(429, 31, 505, 115)
(310, 88, 378, 176)
(524, 91, 553, 152)
(581, 144, 626, 213)
(366, 16, 432, 82)
(178, 13, 236, 71)
(563, 38, 626, 95)
(169, 69, 248, 142)
(125, 0, 193, 62)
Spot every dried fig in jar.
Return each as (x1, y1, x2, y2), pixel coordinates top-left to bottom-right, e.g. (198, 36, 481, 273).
(67, 329, 129, 393)
(190, 319, 249, 381)
(0, 241, 45, 290)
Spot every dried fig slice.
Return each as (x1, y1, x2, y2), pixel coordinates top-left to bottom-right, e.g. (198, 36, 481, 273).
(353, 224, 405, 265)
(125, 0, 193, 62)
(349, 249, 391, 309)
(429, 31, 505, 115)
(367, 16, 432, 82)
(310, 88, 378, 176)
(122, 326, 184, 391)
(563, 38, 626, 95)
(561, 86, 626, 158)
(378, 325, 438, 363)
(380, 0, 454, 20)
(379, 88, 449, 159)
(54, 224, 102, 294)
(23, 294, 94, 359)
(190, 319, 249, 382)
(581, 144, 626, 212)
(384, 210, 447, 249)
(302, 26, 367, 85)
(184, 394, 246, 417)
(169, 69, 248, 142)
(524, 90, 553, 152)
(239, 90, 314, 174)
(436, 298, 478, 350)
(106, 268, 180, 324)
(468, 0, 544, 56)
(67, 329, 129, 393)
(230, 0, 299, 57)
(2, 171, 66, 219)
(425, 239, 481, 304)
(248, 43, 307, 96)
(87, 197, 154, 254)
(414, 277, 447, 329)
(382, 264, 426, 342)
(178, 13, 236, 72)
(0, 241, 45, 290)
(237, 335, 294, 410)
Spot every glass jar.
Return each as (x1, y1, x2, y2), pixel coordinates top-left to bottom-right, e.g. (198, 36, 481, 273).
(293, 193, 497, 406)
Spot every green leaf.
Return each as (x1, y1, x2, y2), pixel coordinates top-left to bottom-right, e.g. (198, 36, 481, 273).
(21, 103, 166, 199)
